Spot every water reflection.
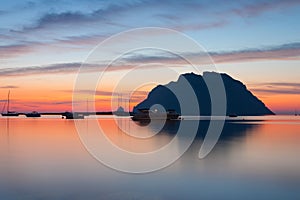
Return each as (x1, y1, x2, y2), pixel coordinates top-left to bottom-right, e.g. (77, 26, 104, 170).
(0, 117, 300, 199)
(154, 119, 259, 140)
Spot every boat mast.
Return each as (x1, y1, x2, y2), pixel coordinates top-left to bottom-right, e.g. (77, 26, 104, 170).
(7, 90, 10, 113)
(86, 98, 88, 113)
(120, 93, 122, 109)
(1, 100, 6, 114)
(117, 93, 119, 109)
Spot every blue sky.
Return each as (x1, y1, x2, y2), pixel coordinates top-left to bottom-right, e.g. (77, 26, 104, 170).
(0, 0, 300, 113)
(1, 0, 300, 55)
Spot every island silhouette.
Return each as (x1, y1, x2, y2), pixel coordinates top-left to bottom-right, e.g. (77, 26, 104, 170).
(133, 72, 274, 116)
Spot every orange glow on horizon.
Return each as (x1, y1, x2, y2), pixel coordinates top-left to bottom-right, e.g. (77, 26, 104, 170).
(253, 92, 300, 114)
(1, 87, 299, 114)
(1, 73, 298, 114)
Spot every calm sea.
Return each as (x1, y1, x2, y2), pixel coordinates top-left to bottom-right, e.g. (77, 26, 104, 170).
(0, 116, 299, 200)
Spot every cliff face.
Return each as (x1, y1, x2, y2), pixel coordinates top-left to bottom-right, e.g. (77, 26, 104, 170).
(134, 72, 274, 116)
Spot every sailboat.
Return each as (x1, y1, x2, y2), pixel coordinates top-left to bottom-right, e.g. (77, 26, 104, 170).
(1, 90, 19, 117)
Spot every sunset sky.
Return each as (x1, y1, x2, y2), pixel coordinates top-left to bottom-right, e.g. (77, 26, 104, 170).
(0, 0, 300, 114)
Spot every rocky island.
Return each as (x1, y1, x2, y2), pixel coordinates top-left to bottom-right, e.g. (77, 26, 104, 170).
(134, 72, 274, 116)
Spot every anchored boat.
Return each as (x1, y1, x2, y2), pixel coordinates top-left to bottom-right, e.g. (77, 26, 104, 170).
(62, 112, 84, 119)
(1, 90, 19, 117)
(132, 108, 179, 121)
(25, 111, 41, 118)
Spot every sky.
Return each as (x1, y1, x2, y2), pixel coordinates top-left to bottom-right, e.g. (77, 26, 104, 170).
(0, 0, 300, 114)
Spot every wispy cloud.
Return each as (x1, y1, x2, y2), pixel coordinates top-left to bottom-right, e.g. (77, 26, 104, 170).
(66, 89, 113, 97)
(1, 42, 299, 77)
(0, 85, 19, 89)
(123, 42, 300, 64)
(0, 62, 82, 77)
(253, 82, 300, 88)
(11, 1, 135, 33)
(65, 89, 149, 104)
(0, 35, 105, 59)
(249, 82, 300, 95)
(173, 20, 228, 32)
(211, 42, 300, 63)
(0, 43, 37, 59)
(51, 100, 74, 105)
(55, 34, 107, 46)
(0, 61, 143, 77)
(71, 89, 149, 97)
(252, 89, 300, 95)
(231, 0, 300, 18)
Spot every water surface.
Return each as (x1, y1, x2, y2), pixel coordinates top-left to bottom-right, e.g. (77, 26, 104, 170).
(0, 116, 299, 199)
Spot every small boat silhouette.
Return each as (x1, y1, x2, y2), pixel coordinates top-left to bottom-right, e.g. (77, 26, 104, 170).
(132, 108, 179, 121)
(1, 90, 19, 117)
(25, 111, 41, 118)
(63, 112, 84, 119)
(228, 113, 238, 118)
